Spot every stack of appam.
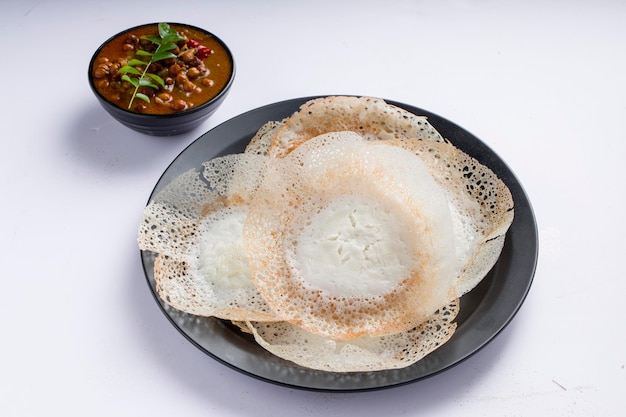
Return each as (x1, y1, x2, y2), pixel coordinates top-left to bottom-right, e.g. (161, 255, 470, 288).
(138, 96, 514, 372)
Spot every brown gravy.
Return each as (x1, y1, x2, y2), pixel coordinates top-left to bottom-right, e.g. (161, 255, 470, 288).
(92, 24, 232, 114)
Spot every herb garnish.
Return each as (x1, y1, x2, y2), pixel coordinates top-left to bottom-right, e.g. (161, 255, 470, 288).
(118, 23, 184, 110)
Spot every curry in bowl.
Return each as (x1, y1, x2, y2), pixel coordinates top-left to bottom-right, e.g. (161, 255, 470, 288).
(91, 23, 233, 115)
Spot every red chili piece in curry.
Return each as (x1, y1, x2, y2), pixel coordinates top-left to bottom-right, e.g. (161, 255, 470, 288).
(92, 25, 232, 114)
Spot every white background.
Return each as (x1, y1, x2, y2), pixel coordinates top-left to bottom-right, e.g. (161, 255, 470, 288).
(1, 0, 624, 415)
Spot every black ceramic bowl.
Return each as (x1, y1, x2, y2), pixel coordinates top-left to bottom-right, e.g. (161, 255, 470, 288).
(88, 23, 235, 136)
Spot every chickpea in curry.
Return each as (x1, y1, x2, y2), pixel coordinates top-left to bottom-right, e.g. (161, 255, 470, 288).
(92, 24, 232, 114)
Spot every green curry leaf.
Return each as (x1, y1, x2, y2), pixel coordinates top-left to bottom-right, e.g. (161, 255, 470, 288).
(140, 35, 162, 44)
(124, 23, 184, 110)
(161, 43, 179, 51)
(158, 22, 170, 38)
(135, 93, 151, 104)
(146, 73, 166, 89)
(152, 50, 177, 62)
(119, 66, 142, 76)
(121, 74, 139, 87)
(138, 77, 159, 89)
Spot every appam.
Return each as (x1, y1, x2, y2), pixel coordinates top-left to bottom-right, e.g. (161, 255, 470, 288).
(243, 132, 458, 339)
(250, 96, 514, 298)
(245, 119, 285, 156)
(138, 154, 279, 321)
(246, 298, 459, 372)
(268, 96, 444, 157)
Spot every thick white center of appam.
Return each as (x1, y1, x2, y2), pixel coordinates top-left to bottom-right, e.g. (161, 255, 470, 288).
(294, 195, 415, 297)
(198, 207, 252, 290)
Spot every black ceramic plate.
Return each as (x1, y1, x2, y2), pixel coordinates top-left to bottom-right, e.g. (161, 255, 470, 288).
(140, 97, 537, 392)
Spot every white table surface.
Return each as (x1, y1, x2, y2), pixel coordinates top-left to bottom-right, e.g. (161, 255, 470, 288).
(2, 0, 624, 415)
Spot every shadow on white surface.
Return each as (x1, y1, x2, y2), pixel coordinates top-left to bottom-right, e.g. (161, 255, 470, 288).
(62, 102, 200, 178)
